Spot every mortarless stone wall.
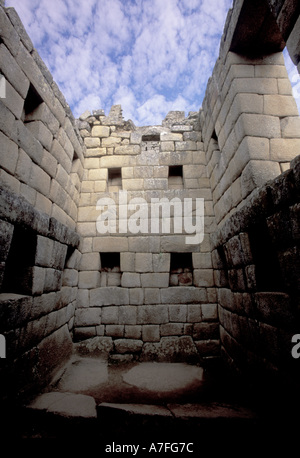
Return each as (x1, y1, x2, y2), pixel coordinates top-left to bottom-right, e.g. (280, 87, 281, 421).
(74, 106, 218, 363)
(0, 4, 84, 398)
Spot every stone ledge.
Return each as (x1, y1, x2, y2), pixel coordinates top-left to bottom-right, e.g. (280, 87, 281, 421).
(0, 185, 80, 247)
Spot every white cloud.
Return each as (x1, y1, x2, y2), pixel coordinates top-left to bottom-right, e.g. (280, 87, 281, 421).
(6, 0, 233, 125)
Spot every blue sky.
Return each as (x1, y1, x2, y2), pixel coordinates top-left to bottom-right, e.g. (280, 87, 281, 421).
(5, 0, 300, 126)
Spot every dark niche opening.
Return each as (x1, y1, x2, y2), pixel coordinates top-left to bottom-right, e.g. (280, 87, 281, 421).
(170, 252, 193, 286)
(2, 226, 37, 295)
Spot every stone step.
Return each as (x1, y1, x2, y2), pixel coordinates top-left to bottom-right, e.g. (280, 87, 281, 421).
(20, 392, 259, 442)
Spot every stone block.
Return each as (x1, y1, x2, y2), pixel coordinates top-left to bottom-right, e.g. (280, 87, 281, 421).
(160, 132, 183, 141)
(254, 292, 294, 326)
(169, 304, 187, 322)
(114, 339, 143, 353)
(91, 126, 110, 137)
(241, 160, 281, 198)
(1, 79, 24, 119)
(29, 163, 51, 196)
(121, 272, 141, 287)
(137, 305, 168, 325)
(128, 236, 160, 253)
(114, 145, 140, 155)
(84, 147, 107, 157)
(41, 150, 57, 178)
(160, 323, 184, 336)
(135, 253, 153, 272)
(15, 120, 44, 165)
(118, 305, 137, 325)
(44, 268, 63, 292)
(153, 166, 169, 178)
(102, 306, 119, 324)
(144, 288, 160, 304)
(25, 102, 59, 135)
(75, 308, 101, 326)
(183, 165, 206, 179)
(270, 138, 300, 162)
(105, 324, 124, 337)
(102, 136, 121, 147)
(122, 179, 144, 190)
(129, 288, 144, 305)
(195, 340, 220, 357)
(26, 121, 53, 151)
(90, 287, 129, 306)
(160, 287, 207, 304)
(130, 132, 142, 144)
(74, 326, 97, 341)
(193, 322, 219, 340)
(80, 252, 101, 271)
(88, 168, 107, 181)
(187, 304, 202, 323)
(77, 289, 89, 308)
(78, 271, 100, 289)
(153, 253, 170, 272)
(106, 272, 121, 286)
(160, 141, 175, 152)
(142, 325, 160, 342)
(93, 237, 128, 252)
(160, 236, 200, 253)
(264, 94, 299, 117)
(77, 222, 96, 237)
(281, 117, 300, 138)
(201, 304, 218, 321)
(125, 325, 142, 339)
(0, 44, 30, 98)
(0, 219, 14, 265)
(0, 130, 18, 175)
(144, 178, 168, 190)
(234, 113, 281, 144)
(141, 273, 169, 288)
(192, 253, 212, 269)
(175, 140, 196, 151)
(84, 137, 101, 148)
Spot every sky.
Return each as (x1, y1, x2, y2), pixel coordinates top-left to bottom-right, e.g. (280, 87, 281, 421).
(5, 0, 300, 126)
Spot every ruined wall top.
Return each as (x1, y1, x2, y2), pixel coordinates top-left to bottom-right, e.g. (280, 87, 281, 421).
(76, 105, 201, 139)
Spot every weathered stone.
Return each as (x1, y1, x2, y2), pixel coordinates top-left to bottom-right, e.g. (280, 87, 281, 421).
(114, 339, 143, 353)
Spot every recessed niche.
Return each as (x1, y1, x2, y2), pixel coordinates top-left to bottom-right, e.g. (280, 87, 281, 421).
(170, 252, 193, 286)
(100, 252, 121, 286)
(108, 167, 122, 191)
(2, 226, 37, 295)
(168, 165, 183, 189)
(24, 83, 43, 118)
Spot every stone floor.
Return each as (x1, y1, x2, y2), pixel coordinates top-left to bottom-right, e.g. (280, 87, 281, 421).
(2, 348, 299, 452)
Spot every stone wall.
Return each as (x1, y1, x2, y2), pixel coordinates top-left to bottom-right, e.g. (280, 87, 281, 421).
(0, 4, 84, 398)
(212, 153, 300, 381)
(202, 0, 300, 382)
(75, 106, 219, 363)
(201, 0, 300, 228)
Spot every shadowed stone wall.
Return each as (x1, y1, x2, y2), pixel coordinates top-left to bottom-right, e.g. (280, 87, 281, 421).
(0, 3, 84, 398)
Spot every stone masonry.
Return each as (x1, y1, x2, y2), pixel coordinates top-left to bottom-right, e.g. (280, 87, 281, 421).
(75, 106, 218, 363)
(0, 0, 300, 400)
